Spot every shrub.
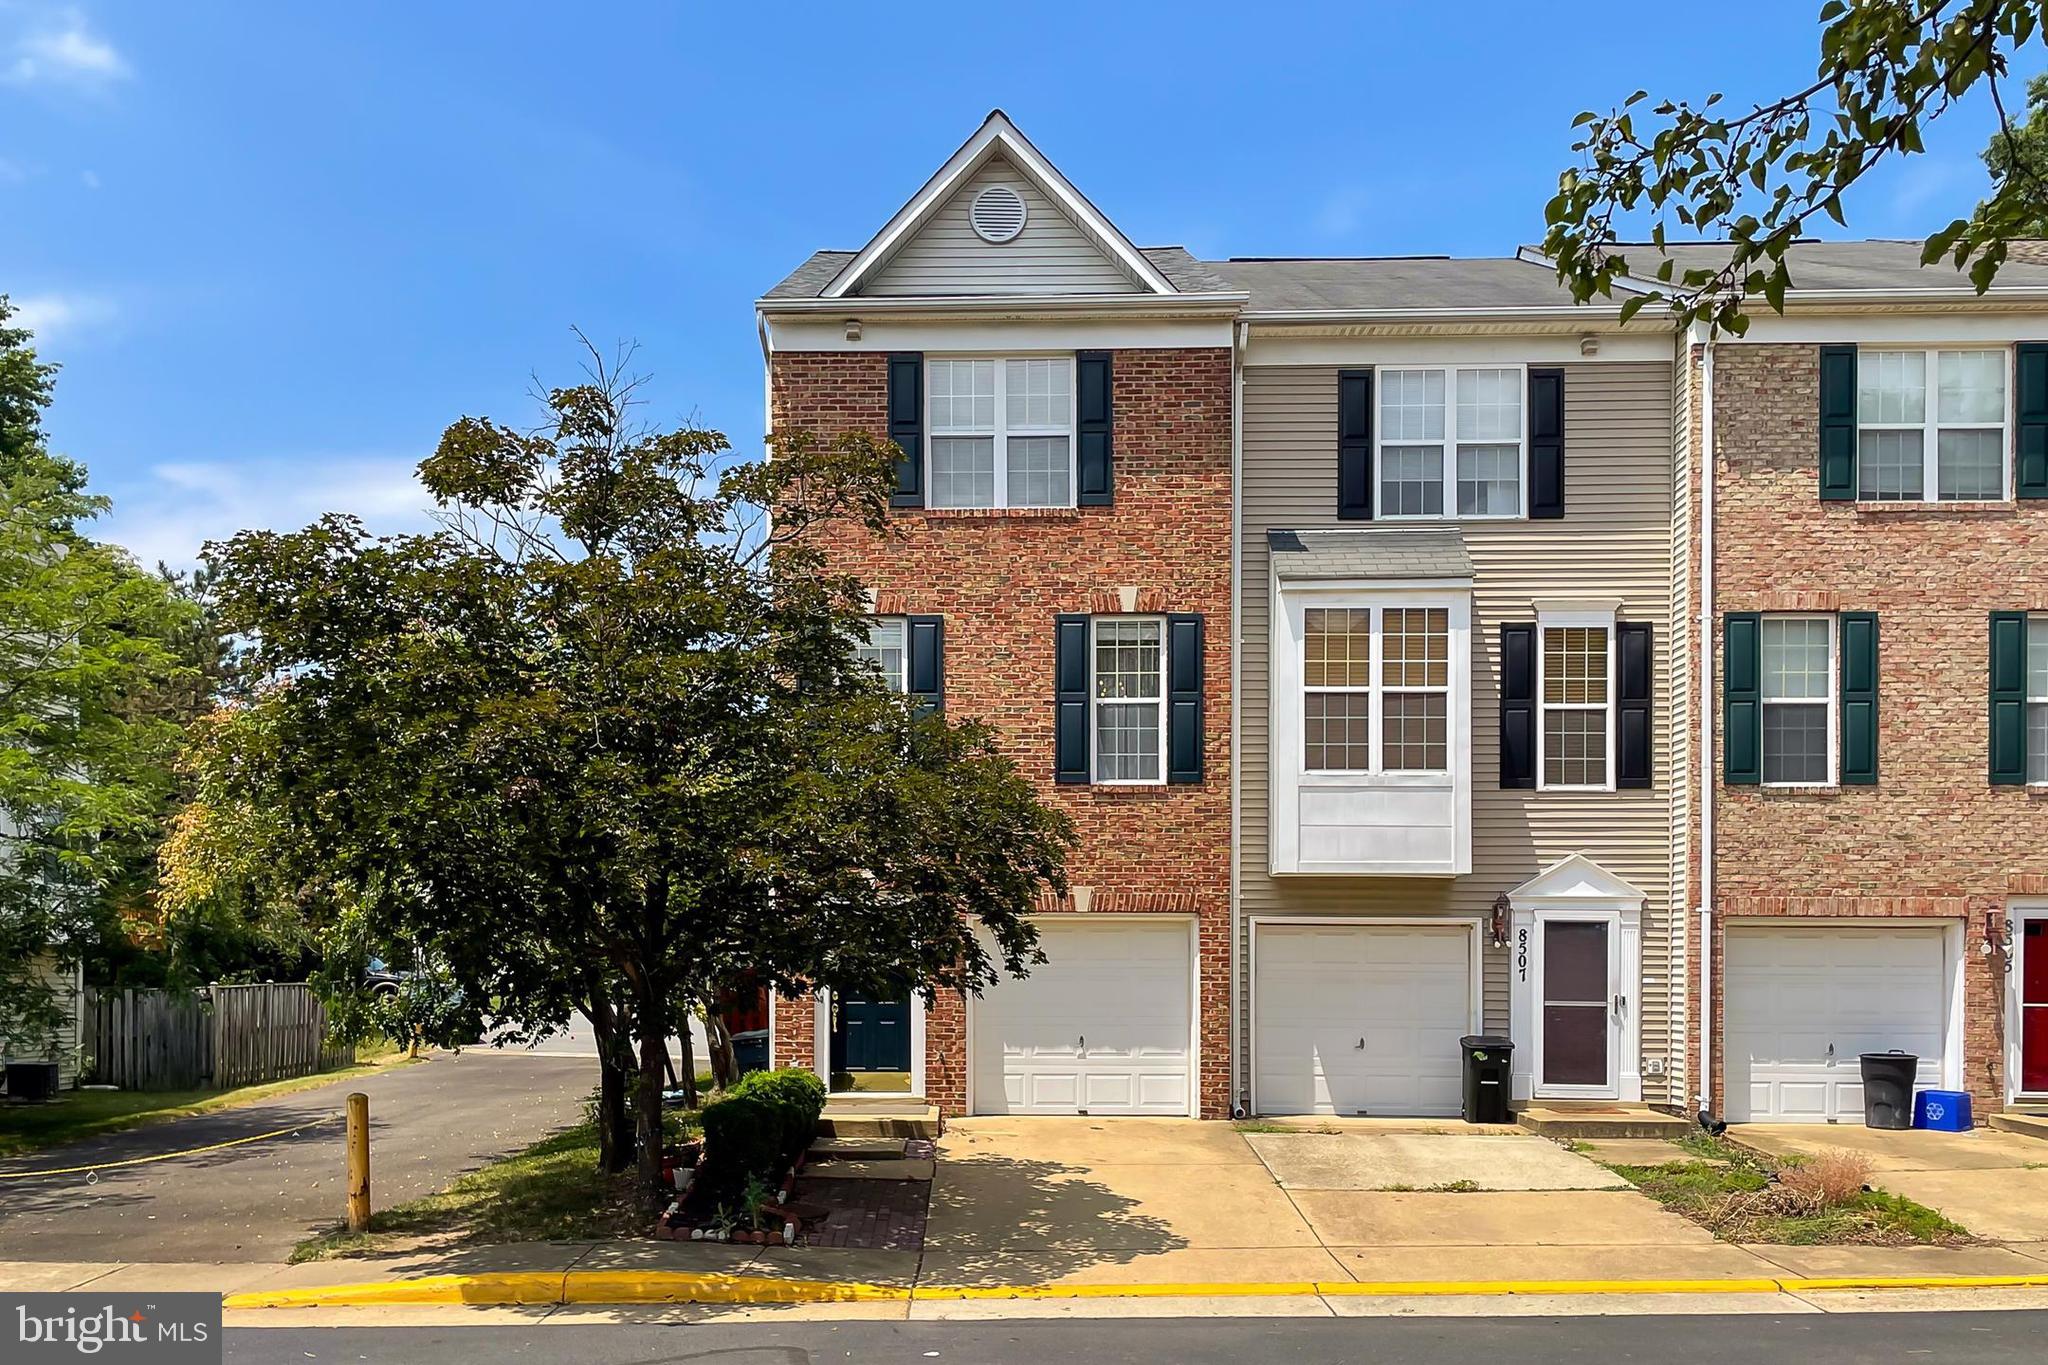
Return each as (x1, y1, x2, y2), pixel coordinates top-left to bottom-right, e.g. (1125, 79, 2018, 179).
(1775, 1150, 1874, 1214)
(731, 1066, 826, 1160)
(695, 1067, 827, 1205)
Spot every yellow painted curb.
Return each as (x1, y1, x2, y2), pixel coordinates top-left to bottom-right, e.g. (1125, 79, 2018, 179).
(222, 1267, 2048, 1311)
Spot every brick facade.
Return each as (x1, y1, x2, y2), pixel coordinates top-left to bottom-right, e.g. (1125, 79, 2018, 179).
(1688, 341, 2048, 1116)
(767, 347, 1235, 1118)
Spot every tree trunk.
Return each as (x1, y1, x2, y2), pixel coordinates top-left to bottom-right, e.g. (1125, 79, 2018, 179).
(676, 1005, 698, 1108)
(704, 1006, 736, 1091)
(634, 998, 667, 1203)
(583, 1000, 632, 1174)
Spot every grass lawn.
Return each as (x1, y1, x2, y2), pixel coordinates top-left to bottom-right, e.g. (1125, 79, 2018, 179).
(291, 1109, 700, 1264)
(1605, 1136, 1973, 1246)
(0, 1037, 415, 1160)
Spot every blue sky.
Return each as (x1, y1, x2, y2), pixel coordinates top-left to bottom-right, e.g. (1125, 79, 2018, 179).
(4, 1, 2037, 568)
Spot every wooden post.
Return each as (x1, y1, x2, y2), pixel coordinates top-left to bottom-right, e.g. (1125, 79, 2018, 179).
(345, 1092, 370, 1232)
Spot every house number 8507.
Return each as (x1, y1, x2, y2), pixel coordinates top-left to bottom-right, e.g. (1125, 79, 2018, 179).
(1516, 928, 1529, 983)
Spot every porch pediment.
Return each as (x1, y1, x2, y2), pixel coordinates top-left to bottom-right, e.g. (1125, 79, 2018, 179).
(1507, 853, 1646, 906)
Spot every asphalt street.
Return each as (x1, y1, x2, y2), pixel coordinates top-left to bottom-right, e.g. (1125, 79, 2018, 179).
(219, 1310, 2048, 1364)
(0, 1049, 593, 1262)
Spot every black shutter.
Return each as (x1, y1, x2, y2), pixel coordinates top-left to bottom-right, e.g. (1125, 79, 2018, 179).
(1818, 344, 1857, 501)
(907, 615, 943, 716)
(1616, 622, 1653, 789)
(1724, 613, 1762, 785)
(1337, 369, 1374, 520)
(1991, 611, 2029, 785)
(1839, 611, 1878, 786)
(1528, 367, 1565, 519)
(1167, 613, 1204, 784)
(887, 353, 924, 508)
(1054, 614, 1091, 784)
(2018, 343, 2048, 499)
(1499, 623, 1536, 789)
(1077, 351, 1114, 507)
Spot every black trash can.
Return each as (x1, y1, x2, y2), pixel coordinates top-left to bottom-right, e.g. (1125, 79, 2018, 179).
(1860, 1051, 1918, 1130)
(1460, 1034, 1514, 1124)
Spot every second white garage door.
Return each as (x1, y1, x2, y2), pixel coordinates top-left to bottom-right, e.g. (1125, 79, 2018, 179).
(1254, 922, 1475, 1117)
(1724, 925, 1950, 1124)
(970, 918, 1194, 1116)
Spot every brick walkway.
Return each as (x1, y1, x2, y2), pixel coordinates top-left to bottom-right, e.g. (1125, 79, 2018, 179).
(792, 1175, 930, 1251)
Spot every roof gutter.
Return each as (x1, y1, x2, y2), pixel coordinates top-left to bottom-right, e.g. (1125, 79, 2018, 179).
(1239, 304, 1634, 324)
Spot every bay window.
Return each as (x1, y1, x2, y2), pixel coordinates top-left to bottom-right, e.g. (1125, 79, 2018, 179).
(927, 357, 1075, 509)
(1303, 605, 1450, 773)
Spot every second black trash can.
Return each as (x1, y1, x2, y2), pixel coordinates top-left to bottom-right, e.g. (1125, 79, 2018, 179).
(1460, 1034, 1514, 1124)
(1860, 1051, 1918, 1130)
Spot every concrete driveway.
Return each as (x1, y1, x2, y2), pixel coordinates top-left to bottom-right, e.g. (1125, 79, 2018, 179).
(1732, 1123, 2048, 1245)
(0, 1050, 593, 1263)
(920, 1119, 1758, 1288)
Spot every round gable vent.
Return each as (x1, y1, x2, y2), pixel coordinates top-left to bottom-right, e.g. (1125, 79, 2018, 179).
(969, 184, 1028, 243)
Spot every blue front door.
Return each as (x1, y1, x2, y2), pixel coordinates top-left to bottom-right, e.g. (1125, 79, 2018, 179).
(832, 995, 912, 1074)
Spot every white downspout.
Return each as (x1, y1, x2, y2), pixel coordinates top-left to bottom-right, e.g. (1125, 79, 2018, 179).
(1229, 318, 1248, 1118)
(1695, 330, 1717, 1122)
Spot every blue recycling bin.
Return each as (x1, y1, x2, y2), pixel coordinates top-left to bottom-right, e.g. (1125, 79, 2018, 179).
(1913, 1089, 1973, 1132)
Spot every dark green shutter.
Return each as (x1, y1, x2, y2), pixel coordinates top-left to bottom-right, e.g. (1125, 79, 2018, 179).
(2017, 343, 2048, 499)
(1991, 611, 2029, 784)
(1054, 614, 1090, 784)
(1337, 369, 1373, 520)
(907, 615, 943, 716)
(1616, 622, 1653, 789)
(886, 353, 924, 508)
(1818, 344, 1857, 500)
(1499, 624, 1536, 789)
(1839, 611, 1878, 785)
(1166, 613, 1204, 784)
(1528, 367, 1565, 519)
(1724, 613, 1762, 785)
(1076, 351, 1113, 506)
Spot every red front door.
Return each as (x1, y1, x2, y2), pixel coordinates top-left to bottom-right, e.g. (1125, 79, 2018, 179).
(2023, 918, 2048, 1095)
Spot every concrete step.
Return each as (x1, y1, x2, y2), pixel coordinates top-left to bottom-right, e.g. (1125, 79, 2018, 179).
(817, 1102, 940, 1140)
(1515, 1104, 1694, 1140)
(1988, 1111, 2048, 1142)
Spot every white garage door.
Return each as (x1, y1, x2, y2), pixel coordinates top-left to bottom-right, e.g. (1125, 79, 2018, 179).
(971, 918, 1193, 1116)
(1254, 922, 1473, 1117)
(1724, 925, 1948, 1124)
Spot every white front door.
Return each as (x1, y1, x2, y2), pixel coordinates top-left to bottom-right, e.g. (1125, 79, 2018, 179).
(970, 918, 1193, 1116)
(1724, 925, 1948, 1123)
(1533, 913, 1621, 1100)
(1253, 922, 1474, 1117)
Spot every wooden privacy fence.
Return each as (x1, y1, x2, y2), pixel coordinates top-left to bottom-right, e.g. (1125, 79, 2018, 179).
(82, 983, 354, 1092)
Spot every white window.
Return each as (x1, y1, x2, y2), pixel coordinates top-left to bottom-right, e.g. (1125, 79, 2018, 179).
(927, 357, 1074, 509)
(1539, 622, 1614, 790)
(2029, 614, 2048, 786)
(1303, 605, 1450, 773)
(1092, 617, 1165, 784)
(1761, 615, 1835, 787)
(855, 618, 908, 693)
(1856, 349, 2009, 502)
(1378, 366, 1525, 519)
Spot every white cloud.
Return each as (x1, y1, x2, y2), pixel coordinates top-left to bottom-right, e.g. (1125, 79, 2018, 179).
(99, 455, 440, 571)
(3, 6, 130, 90)
(8, 290, 117, 340)
(77, 167, 96, 189)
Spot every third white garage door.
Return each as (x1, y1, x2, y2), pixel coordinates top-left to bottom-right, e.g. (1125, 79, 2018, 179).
(970, 917, 1194, 1116)
(1723, 924, 1950, 1124)
(1254, 922, 1475, 1117)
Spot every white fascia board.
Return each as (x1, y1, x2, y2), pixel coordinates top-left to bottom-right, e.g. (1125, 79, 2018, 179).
(819, 111, 1178, 300)
(1720, 308, 2048, 344)
(765, 312, 1237, 354)
(1245, 331, 1671, 367)
(759, 292, 1245, 317)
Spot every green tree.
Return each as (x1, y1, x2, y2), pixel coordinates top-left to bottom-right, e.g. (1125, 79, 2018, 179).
(192, 343, 1073, 1190)
(0, 296, 200, 1056)
(1543, 0, 2048, 331)
(1981, 69, 2048, 234)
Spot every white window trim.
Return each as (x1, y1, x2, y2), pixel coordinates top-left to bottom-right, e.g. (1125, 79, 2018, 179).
(1536, 606, 1617, 793)
(857, 617, 909, 693)
(1089, 615, 1167, 786)
(925, 354, 1078, 510)
(1301, 603, 1453, 776)
(1761, 612, 1837, 790)
(1375, 363, 1528, 523)
(1856, 347, 2012, 503)
(2029, 614, 2047, 788)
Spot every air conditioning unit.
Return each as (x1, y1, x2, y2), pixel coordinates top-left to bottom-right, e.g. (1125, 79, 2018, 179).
(5, 1061, 62, 1102)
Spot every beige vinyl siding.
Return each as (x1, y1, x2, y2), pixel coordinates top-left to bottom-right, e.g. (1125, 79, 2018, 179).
(4, 956, 83, 1088)
(1239, 360, 1679, 1107)
(860, 156, 1139, 296)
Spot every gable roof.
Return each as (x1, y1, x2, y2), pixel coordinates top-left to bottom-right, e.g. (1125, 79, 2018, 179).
(818, 110, 1177, 299)
(1508, 853, 1648, 904)
(766, 245, 1232, 301)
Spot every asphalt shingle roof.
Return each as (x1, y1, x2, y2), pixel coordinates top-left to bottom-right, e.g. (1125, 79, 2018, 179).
(1601, 239, 2048, 293)
(1268, 527, 1474, 581)
(1211, 257, 1580, 313)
